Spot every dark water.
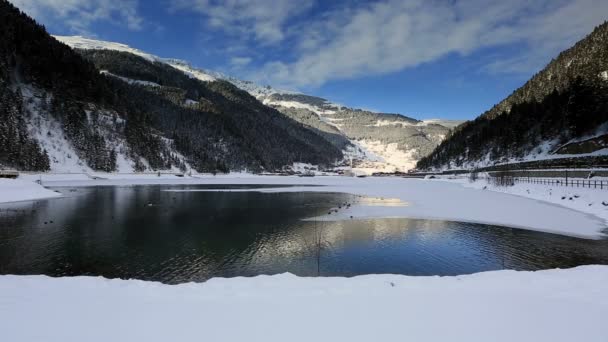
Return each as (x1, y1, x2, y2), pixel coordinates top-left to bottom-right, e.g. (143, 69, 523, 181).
(1, 185, 607, 284)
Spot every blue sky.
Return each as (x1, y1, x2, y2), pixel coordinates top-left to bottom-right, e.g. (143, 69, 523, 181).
(10, 0, 608, 120)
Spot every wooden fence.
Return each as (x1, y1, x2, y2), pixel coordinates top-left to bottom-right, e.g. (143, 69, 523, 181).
(508, 176, 608, 189)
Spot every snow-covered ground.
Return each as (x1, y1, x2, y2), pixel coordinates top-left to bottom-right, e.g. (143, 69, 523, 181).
(432, 174, 608, 237)
(3, 173, 606, 239)
(1, 266, 607, 342)
(0, 178, 61, 203)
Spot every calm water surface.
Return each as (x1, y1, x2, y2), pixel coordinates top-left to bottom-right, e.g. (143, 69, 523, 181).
(1, 185, 607, 283)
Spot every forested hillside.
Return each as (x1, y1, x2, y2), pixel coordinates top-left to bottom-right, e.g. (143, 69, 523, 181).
(77, 49, 343, 172)
(0, 0, 342, 173)
(57, 36, 462, 173)
(417, 22, 608, 170)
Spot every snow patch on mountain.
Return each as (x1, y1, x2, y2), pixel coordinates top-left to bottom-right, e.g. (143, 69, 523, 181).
(368, 119, 459, 128)
(421, 119, 465, 129)
(19, 84, 192, 173)
(20, 86, 92, 173)
(184, 99, 199, 106)
(434, 132, 608, 171)
(370, 120, 415, 127)
(162, 59, 217, 82)
(55, 36, 160, 63)
(100, 70, 161, 87)
(28, 111, 90, 173)
(263, 99, 337, 116)
(355, 140, 418, 172)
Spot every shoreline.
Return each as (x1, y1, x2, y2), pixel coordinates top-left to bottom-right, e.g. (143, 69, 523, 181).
(1, 173, 606, 239)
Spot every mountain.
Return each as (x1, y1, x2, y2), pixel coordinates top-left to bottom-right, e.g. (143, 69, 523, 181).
(55, 36, 462, 174)
(0, 0, 342, 173)
(260, 93, 458, 173)
(417, 22, 608, 171)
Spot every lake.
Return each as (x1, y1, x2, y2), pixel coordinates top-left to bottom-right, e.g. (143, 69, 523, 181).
(1, 184, 607, 283)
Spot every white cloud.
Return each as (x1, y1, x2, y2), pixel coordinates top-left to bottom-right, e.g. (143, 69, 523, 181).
(230, 56, 253, 67)
(10, 0, 143, 34)
(247, 0, 608, 88)
(169, 0, 313, 44)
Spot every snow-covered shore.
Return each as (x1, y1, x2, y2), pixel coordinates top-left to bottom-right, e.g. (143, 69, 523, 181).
(1, 266, 607, 342)
(0, 178, 61, 203)
(433, 175, 608, 236)
(1, 173, 607, 238)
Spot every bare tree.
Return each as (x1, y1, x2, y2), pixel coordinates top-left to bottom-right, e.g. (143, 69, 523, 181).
(303, 219, 332, 276)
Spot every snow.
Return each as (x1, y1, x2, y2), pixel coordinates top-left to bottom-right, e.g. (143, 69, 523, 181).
(368, 119, 464, 128)
(290, 162, 319, 174)
(600, 70, 608, 81)
(6, 174, 604, 239)
(27, 108, 92, 173)
(421, 118, 465, 128)
(440, 139, 608, 172)
(263, 99, 336, 116)
(21, 86, 92, 173)
(54, 35, 297, 98)
(354, 140, 418, 172)
(435, 174, 608, 237)
(184, 98, 199, 106)
(3, 175, 607, 341)
(54, 36, 160, 62)
(0, 178, 61, 203)
(340, 139, 422, 175)
(434, 123, 608, 171)
(18, 82, 191, 174)
(370, 119, 413, 127)
(100, 70, 161, 87)
(165, 60, 217, 82)
(1, 266, 607, 342)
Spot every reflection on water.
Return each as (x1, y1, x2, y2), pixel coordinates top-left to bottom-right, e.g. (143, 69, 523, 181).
(0, 185, 607, 284)
(354, 196, 409, 207)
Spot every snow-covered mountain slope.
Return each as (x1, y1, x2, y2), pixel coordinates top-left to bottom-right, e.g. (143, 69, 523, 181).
(54, 36, 293, 97)
(20, 85, 190, 173)
(55, 35, 463, 174)
(417, 22, 608, 171)
(2, 3, 344, 174)
(264, 93, 459, 173)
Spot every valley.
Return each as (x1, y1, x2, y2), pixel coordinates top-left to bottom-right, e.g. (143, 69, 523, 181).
(2, 1, 608, 342)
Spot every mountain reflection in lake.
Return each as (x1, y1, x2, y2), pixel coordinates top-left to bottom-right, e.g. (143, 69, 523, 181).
(1, 185, 607, 284)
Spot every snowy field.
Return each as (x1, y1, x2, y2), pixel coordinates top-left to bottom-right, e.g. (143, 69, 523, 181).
(1, 173, 607, 238)
(1, 266, 607, 342)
